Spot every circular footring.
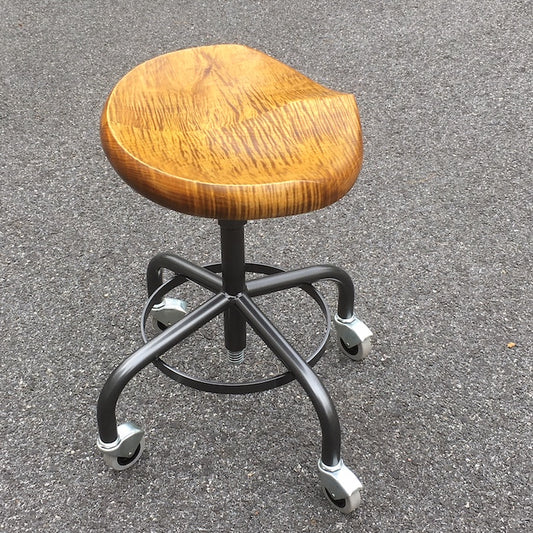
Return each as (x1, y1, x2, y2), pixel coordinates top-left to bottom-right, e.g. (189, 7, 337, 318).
(141, 263, 331, 394)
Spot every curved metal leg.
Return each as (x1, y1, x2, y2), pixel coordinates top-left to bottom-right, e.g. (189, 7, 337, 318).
(146, 253, 224, 300)
(235, 293, 341, 466)
(246, 264, 355, 319)
(97, 293, 229, 444)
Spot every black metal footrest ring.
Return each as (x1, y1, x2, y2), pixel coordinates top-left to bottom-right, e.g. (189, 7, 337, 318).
(140, 263, 331, 394)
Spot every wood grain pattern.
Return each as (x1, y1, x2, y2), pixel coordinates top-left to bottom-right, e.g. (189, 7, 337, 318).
(101, 44, 363, 220)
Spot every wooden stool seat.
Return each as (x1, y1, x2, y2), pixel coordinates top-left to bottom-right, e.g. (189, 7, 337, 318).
(101, 44, 363, 220)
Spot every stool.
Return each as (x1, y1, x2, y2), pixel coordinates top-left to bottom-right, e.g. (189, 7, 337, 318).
(96, 44, 372, 513)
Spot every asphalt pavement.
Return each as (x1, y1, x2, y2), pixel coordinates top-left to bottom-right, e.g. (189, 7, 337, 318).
(1, 1, 531, 531)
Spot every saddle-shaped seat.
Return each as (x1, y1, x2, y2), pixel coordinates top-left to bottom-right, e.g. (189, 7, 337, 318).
(100, 44, 363, 220)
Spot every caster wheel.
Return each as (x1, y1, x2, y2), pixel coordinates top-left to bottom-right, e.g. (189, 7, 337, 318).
(151, 297, 187, 330)
(334, 315, 372, 361)
(339, 337, 372, 361)
(322, 485, 361, 514)
(97, 422, 145, 471)
(103, 440, 145, 470)
(318, 459, 362, 514)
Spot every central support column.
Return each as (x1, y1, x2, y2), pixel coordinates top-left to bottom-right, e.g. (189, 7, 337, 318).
(219, 220, 247, 362)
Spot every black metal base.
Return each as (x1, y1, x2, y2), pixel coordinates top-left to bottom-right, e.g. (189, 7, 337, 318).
(97, 220, 358, 467)
(142, 261, 331, 394)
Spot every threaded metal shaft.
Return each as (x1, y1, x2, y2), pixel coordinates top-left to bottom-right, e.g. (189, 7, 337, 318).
(228, 349, 245, 365)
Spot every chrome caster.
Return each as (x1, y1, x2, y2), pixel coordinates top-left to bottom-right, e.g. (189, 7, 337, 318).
(334, 314, 372, 361)
(318, 459, 362, 513)
(151, 297, 187, 330)
(97, 422, 145, 471)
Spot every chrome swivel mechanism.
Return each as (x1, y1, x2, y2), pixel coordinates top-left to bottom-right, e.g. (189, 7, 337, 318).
(151, 297, 188, 329)
(318, 459, 363, 513)
(96, 422, 145, 471)
(334, 314, 373, 361)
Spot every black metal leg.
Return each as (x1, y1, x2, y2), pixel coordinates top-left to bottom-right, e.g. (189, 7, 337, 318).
(97, 293, 229, 444)
(246, 265, 355, 319)
(146, 253, 223, 301)
(235, 293, 342, 466)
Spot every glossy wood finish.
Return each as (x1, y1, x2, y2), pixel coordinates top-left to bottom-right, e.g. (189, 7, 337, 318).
(101, 44, 363, 220)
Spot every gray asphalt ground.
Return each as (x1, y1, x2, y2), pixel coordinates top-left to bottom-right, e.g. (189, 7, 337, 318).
(1, 1, 531, 532)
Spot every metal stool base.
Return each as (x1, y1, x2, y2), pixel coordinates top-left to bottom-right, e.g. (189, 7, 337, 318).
(97, 220, 362, 473)
(141, 262, 331, 394)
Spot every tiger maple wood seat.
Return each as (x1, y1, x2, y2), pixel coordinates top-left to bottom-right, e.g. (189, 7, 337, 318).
(100, 44, 363, 220)
(96, 44, 372, 514)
